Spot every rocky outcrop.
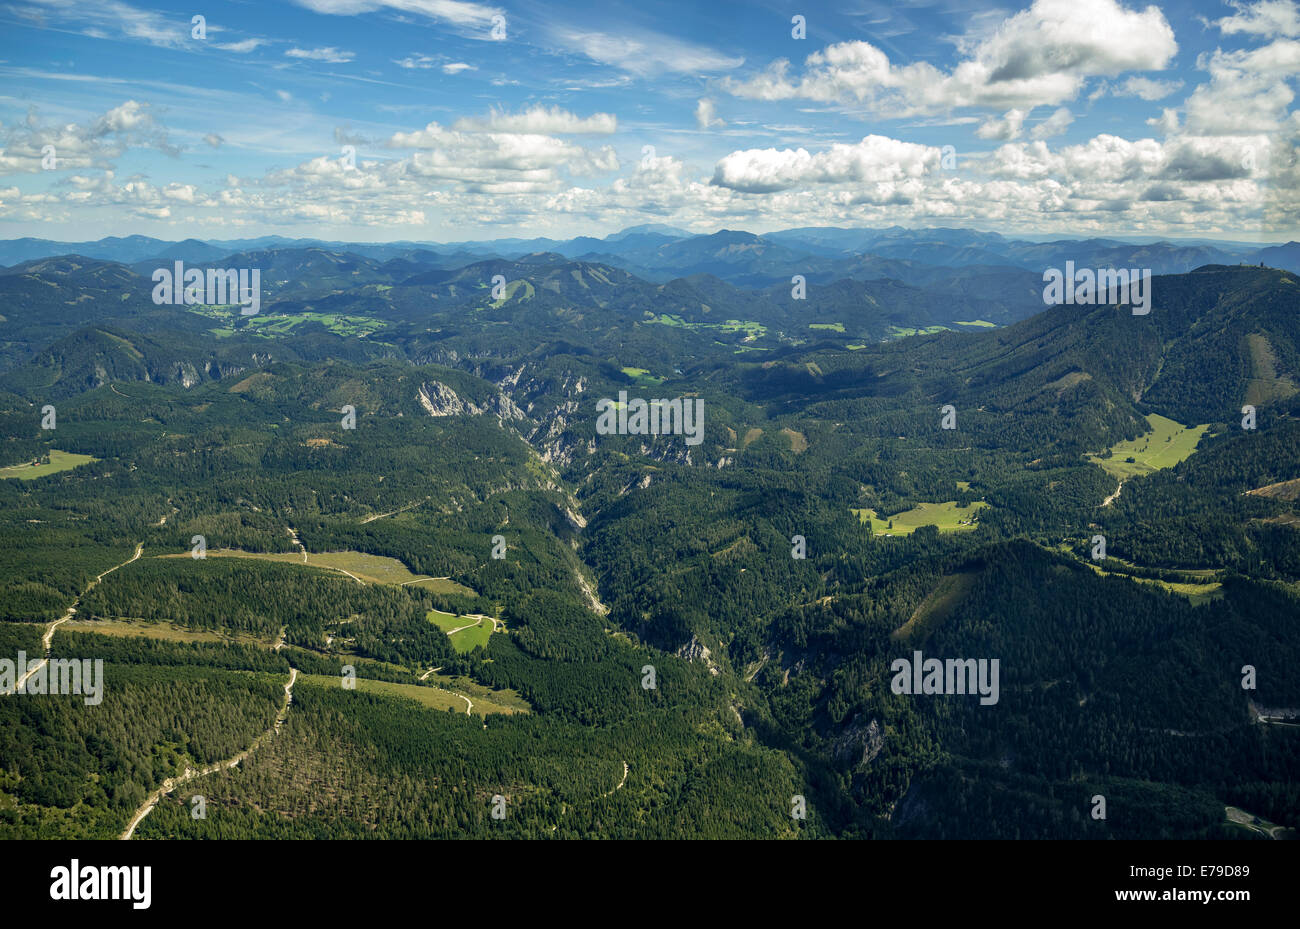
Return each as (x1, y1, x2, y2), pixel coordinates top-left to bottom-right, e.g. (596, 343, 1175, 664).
(830, 716, 885, 767)
(416, 380, 525, 421)
(676, 635, 720, 676)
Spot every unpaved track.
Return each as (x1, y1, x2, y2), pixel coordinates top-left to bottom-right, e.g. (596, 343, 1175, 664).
(121, 668, 298, 839)
(5, 542, 143, 695)
(360, 499, 424, 524)
(445, 613, 500, 636)
(602, 761, 629, 797)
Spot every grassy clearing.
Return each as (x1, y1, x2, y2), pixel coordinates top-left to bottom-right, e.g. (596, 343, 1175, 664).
(888, 325, 949, 338)
(1081, 560, 1223, 605)
(424, 672, 530, 714)
(186, 305, 385, 338)
(1089, 413, 1209, 480)
(809, 322, 845, 332)
(167, 549, 476, 594)
(853, 501, 989, 536)
(780, 428, 808, 453)
(427, 610, 497, 653)
(621, 366, 665, 385)
(1244, 333, 1298, 406)
(892, 572, 977, 645)
(646, 314, 767, 339)
(1248, 477, 1300, 500)
(63, 618, 272, 646)
(297, 674, 522, 717)
(0, 450, 98, 480)
(954, 320, 996, 327)
(489, 279, 535, 307)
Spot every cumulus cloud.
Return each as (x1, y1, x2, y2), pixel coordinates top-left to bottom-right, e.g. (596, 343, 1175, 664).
(452, 105, 617, 135)
(1215, 0, 1300, 37)
(1184, 38, 1300, 133)
(1114, 77, 1184, 101)
(0, 100, 172, 174)
(384, 120, 619, 192)
(695, 98, 726, 130)
(976, 108, 1027, 140)
(724, 0, 1177, 116)
(1031, 107, 1075, 139)
(710, 135, 941, 192)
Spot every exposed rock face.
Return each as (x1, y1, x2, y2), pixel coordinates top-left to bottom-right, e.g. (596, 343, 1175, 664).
(831, 717, 885, 766)
(172, 361, 201, 388)
(416, 380, 525, 421)
(676, 635, 720, 676)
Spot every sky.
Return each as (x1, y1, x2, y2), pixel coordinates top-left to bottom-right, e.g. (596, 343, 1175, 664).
(0, 0, 1297, 242)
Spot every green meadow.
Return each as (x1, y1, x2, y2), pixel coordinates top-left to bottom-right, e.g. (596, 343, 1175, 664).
(853, 501, 989, 536)
(1089, 413, 1209, 480)
(0, 449, 98, 480)
(427, 609, 497, 653)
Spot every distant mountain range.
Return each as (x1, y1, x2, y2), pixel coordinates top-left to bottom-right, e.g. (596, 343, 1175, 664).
(2, 226, 1296, 290)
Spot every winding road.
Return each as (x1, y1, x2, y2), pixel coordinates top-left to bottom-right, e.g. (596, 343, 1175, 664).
(120, 668, 298, 840)
(4, 542, 143, 695)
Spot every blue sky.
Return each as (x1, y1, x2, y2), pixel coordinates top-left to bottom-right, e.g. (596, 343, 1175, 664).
(1, 0, 1297, 241)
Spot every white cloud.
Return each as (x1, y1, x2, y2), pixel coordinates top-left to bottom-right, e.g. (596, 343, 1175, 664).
(385, 121, 619, 187)
(1184, 38, 1300, 134)
(550, 26, 743, 77)
(16, 0, 190, 48)
(452, 106, 616, 135)
(216, 38, 269, 53)
(724, 0, 1177, 116)
(710, 135, 941, 192)
(1031, 106, 1075, 139)
(203, 133, 224, 148)
(976, 108, 1027, 140)
(1114, 77, 1183, 101)
(1147, 107, 1181, 134)
(0, 99, 172, 174)
(286, 46, 356, 63)
(395, 54, 437, 69)
(696, 98, 725, 130)
(1215, 0, 1300, 37)
(442, 62, 475, 74)
(290, 0, 501, 29)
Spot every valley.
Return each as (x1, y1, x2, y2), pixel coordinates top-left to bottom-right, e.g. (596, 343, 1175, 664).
(0, 237, 1297, 842)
